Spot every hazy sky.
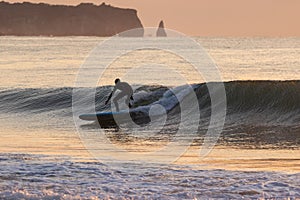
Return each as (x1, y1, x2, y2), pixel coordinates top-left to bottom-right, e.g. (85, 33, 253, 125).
(7, 0, 300, 36)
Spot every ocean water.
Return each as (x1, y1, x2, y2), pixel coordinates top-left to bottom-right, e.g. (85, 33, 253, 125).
(0, 36, 300, 199)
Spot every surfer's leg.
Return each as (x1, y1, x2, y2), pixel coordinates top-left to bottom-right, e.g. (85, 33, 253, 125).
(114, 103, 119, 112)
(125, 95, 131, 108)
(113, 92, 125, 112)
(128, 90, 133, 108)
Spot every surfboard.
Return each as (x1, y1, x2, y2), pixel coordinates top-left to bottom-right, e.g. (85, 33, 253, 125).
(79, 110, 151, 128)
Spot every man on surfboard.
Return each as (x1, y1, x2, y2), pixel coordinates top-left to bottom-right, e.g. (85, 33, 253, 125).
(105, 78, 134, 112)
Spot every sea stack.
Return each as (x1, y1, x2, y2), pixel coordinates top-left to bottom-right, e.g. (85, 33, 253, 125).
(156, 20, 167, 37)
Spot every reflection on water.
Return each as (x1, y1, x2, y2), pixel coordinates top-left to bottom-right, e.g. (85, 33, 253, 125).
(1, 110, 299, 173)
(221, 125, 300, 149)
(75, 120, 300, 173)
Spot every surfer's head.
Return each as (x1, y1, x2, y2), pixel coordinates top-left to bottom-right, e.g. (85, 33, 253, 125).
(114, 78, 120, 84)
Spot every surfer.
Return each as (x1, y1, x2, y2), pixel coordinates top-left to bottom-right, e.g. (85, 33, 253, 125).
(105, 78, 134, 112)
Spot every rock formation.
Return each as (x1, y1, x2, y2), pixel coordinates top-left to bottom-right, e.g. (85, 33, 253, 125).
(156, 20, 167, 37)
(0, 1, 144, 36)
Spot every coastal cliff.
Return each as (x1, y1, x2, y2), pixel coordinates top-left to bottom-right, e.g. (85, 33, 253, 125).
(0, 1, 144, 36)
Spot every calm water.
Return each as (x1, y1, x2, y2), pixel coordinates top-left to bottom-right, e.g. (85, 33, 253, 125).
(0, 37, 299, 88)
(0, 36, 299, 199)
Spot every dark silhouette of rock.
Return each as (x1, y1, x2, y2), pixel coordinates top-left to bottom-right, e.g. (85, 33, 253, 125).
(156, 20, 167, 37)
(0, 1, 144, 36)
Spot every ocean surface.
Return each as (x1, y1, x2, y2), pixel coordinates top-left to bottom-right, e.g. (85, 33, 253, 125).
(0, 36, 299, 199)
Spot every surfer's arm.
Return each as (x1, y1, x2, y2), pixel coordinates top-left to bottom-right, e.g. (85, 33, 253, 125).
(105, 87, 116, 104)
